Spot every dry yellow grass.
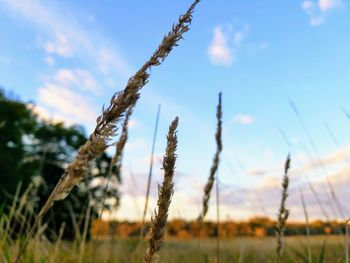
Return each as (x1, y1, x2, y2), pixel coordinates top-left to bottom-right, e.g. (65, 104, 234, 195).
(144, 117, 179, 263)
(198, 92, 223, 222)
(14, 1, 201, 262)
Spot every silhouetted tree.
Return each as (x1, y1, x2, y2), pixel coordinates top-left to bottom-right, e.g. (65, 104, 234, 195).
(0, 89, 121, 240)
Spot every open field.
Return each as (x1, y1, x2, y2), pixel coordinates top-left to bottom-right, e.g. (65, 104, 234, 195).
(2, 0, 350, 262)
(1, 236, 346, 263)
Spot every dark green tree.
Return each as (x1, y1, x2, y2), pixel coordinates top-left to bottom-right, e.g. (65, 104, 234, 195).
(32, 119, 121, 240)
(0, 89, 121, 240)
(0, 89, 37, 201)
(32, 122, 90, 240)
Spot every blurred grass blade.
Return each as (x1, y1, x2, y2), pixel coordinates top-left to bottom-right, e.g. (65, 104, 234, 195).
(318, 240, 327, 263)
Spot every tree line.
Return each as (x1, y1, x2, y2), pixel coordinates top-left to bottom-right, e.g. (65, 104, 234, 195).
(92, 217, 339, 238)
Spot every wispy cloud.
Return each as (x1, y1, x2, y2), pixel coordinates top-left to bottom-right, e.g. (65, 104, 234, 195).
(0, 0, 134, 126)
(246, 168, 272, 177)
(0, 0, 131, 76)
(31, 67, 101, 127)
(30, 67, 103, 127)
(319, 0, 342, 11)
(111, 145, 350, 221)
(213, 163, 350, 220)
(233, 114, 254, 125)
(243, 145, 350, 179)
(43, 33, 74, 58)
(302, 1, 325, 26)
(302, 0, 344, 26)
(37, 84, 97, 127)
(292, 145, 350, 175)
(53, 68, 99, 94)
(208, 25, 249, 66)
(208, 26, 233, 65)
(27, 103, 62, 124)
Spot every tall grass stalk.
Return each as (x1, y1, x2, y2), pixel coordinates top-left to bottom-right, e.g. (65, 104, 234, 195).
(141, 104, 161, 237)
(327, 179, 346, 219)
(144, 117, 179, 263)
(300, 188, 312, 263)
(79, 198, 92, 263)
(289, 99, 343, 220)
(3, 182, 22, 241)
(14, 0, 201, 261)
(67, 203, 81, 248)
(276, 154, 291, 263)
(198, 92, 223, 221)
(346, 224, 349, 263)
(323, 120, 349, 217)
(51, 222, 65, 263)
(216, 170, 220, 263)
(92, 106, 132, 262)
(108, 106, 132, 181)
(238, 245, 245, 263)
(93, 107, 132, 262)
(279, 128, 336, 228)
(12, 183, 34, 230)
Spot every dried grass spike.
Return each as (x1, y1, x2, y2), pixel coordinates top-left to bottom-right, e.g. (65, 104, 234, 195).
(276, 154, 291, 263)
(144, 117, 179, 263)
(111, 106, 132, 182)
(15, 0, 201, 261)
(41, 0, 201, 206)
(198, 92, 222, 222)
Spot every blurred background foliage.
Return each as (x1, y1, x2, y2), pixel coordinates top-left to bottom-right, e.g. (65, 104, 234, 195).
(0, 88, 120, 240)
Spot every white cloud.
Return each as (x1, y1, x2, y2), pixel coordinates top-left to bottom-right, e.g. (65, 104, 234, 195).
(302, 0, 315, 10)
(27, 103, 63, 123)
(31, 67, 101, 127)
(302, 0, 326, 25)
(117, 143, 350, 221)
(208, 24, 251, 66)
(1, 0, 131, 77)
(246, 168, 270, 176)
(233, 114, 254, 125)
(43, 33, 74, 57)
(53, 68, 99, 94)
(54, 69, 76, 84)
(257, 176, 281, 189)
(124, 137, 149, 153)
(208, 26, 233, 65)
(38, 84, 97, 127)
(98, 48, 129, 76)
(128, 119, 138, 129)
(103, 143, 350, 221)
(292, 145, 350, 176)
(319, 0, 341, 11)
(0, 0, 132, 129)
(311, 16, 326, 26)
(242, 145, 350, 182)
(302, 0, 343, 26)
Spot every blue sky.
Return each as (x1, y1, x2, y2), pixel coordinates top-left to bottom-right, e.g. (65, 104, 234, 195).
(1, 0, 350, 221)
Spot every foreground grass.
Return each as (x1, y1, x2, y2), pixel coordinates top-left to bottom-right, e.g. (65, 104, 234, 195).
(2, 235, 346, 262)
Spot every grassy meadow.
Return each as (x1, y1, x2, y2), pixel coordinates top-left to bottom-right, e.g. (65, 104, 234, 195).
(1, 0, 350, 262)
(0, 236, 346, 263)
